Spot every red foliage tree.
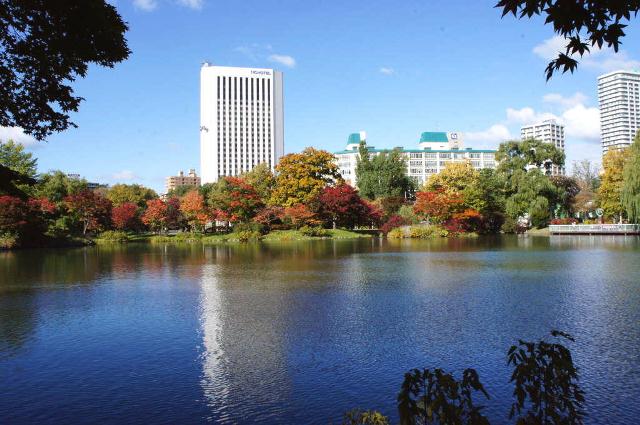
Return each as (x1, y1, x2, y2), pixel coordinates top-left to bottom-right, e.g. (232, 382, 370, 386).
(142, 199, 167, 232)
(210, 177, 263, 223)
(444, 209, 483, 234)
(253, 206, 285, 230)
(413, 189, 464, 224)
(380, 214, 406, 235)
(180, 191, 209, 231)
(283, 203, 321, 228)
(165, 197, 182, 229)
(0, 195, 28, 233)
(318, 184, 371, 229)
(64, 190, 112, 235)
(111, 202, 140, 231)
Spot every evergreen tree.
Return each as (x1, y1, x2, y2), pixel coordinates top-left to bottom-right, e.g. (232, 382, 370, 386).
(355, 141, 414, 200)
(622, 132, 640, 223)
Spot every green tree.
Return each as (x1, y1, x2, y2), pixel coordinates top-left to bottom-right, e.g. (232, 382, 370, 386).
(622, 132, 640, 223)
(550, 175, 581, 217)
(505, 169, 560, 228)
(496, 0, 639, 79)
(356, 142, 414, 200)
(0, 140, 37, 177)
(106, 184, 158, 209)
(167, 184, 197, 198)
(0, 1, 130, 140)
(598, 148, 628, 222)
(496, 139, 565, 175)
(35, 171, 88, 203)
(241, 163, 276, 202)
(270, 147, 342, 207)
(464, 169, 507, 232)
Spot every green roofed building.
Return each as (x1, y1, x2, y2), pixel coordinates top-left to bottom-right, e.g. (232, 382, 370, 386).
(334, 131, 497, 186)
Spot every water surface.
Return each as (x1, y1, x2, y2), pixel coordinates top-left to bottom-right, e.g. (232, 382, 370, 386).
(1, 236, 639, 424)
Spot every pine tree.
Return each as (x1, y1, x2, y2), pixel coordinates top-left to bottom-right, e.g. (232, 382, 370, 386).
(622, 132, 640, 223)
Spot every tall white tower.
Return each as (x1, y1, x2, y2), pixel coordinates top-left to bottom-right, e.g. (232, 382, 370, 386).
(598, 70, 640, 155)
(200, 64, 284, 183)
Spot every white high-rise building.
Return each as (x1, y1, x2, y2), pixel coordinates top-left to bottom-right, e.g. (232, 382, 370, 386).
(200, 64, 284, 183)
(521, 119, 565, 175)
(598, 70, 640, 155)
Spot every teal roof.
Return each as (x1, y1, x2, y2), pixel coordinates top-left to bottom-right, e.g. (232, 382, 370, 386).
(333, 148, 496, 155)
(347, 133, 363, 144)
(420, 132, 449, 143)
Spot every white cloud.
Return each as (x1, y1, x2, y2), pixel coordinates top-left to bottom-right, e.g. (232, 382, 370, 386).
(465, 124, 512, 145)
(506, 107, 556, 125)
(561, 103, 600, 141)
(177, 0, 203, 10)
(379, 67, 395, 75)
(268, 54, 296, 68)
(0, 127, 38, 147)
(533, 35, 640, 73)
(112, 170, 138, 181)
(543, 92, 588, 109)
(133, 0, 157, 11)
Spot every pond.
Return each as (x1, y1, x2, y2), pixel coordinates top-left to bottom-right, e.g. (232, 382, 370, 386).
(1, 236, 639, 424)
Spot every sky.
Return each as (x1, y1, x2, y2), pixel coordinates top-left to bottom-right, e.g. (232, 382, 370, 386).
(2, 0, 640, 193)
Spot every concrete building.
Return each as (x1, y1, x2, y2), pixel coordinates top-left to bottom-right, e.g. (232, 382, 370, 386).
(598, 70, 640, 154)
(520, 119, 565, 175)
(165, 169, 201, 193)
(200, 64, 285, 184)
(334, 131, 497, 187)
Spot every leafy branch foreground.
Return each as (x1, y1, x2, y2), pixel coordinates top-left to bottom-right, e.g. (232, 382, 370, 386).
(342, 331, 584, 425)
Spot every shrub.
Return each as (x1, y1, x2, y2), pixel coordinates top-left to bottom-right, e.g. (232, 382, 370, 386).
(341, 409, 390, 425)
(96, 230, 130, 242)
(501, 216, 527, 234)
(0, 232, 19, 249)
(387, 227, 406, 239)
(299, 225, 330, 237)
(380, 215, 406, 235)
(409, 225, 448, 238)
(550, 217, 578, 225)
(173, 232, 203, 242)
(234, 230, 262, 242)
(233, 221, 265, 234)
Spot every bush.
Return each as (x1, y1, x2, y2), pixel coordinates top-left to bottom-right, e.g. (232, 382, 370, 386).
(234, 230, 262, 242)
(501, 216, 527, 234)
(380, 215, 406, 235)
(550, 217, 578, 225)
(409, 225, 448, 238)
(387, 227, 406, 239)
(299, 225, 330, 237)
(233, 221, 265, 234)
(173, 232, 203, 242)
(0, 232, 19, 249)
(96, 230, 130, 242)
(341, 409, 390, 425)
(397, 204, 419, 224)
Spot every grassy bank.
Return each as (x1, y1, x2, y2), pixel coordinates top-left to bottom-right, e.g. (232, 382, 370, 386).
(93, 228, 375, 245)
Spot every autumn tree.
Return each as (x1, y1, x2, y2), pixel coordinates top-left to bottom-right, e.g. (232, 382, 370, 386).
(622, 132, 640, 223)
(0, 1, 130, 140)
(241, 163, 276, 202)
(209, 177, 263, 223)
(424, 161, 479, 194)
(111, 202, 140, 231)
(572, 159, 600, 216)
(356, 142, 414, 200)
(180, 191, 210, 231)
(270, 148, 342, 207)
(142, 199, 168, 233)
(413, 189, 464, 224)
(550, 175, 581, 217)
(598, 148, 628, 222)
(496, 0, 640, 79)
(253, 206, 285, 231)
(64, 190, 112, 235)
(318, 184, 371, 229)
(106, 184, 157, 209)
(283, 204, 322, 229)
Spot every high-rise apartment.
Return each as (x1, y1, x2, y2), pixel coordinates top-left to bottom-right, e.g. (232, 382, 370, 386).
(200, 64, 284, 184)
(521, 119, 565, 175)
(598, 70, 640, 154)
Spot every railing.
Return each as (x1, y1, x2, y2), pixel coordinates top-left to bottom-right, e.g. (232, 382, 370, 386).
(549, 224, 640, 234)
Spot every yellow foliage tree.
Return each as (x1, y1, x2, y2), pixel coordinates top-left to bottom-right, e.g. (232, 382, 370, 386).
(270, 148, 342, 207)
(597, 148, 628, 222)
(423, 161, 479, 194)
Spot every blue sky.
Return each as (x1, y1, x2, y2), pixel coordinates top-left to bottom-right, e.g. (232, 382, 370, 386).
(3, 0, 640, 193)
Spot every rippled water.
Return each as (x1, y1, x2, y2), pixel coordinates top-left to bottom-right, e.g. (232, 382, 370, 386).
(1, 236, 639, 424)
